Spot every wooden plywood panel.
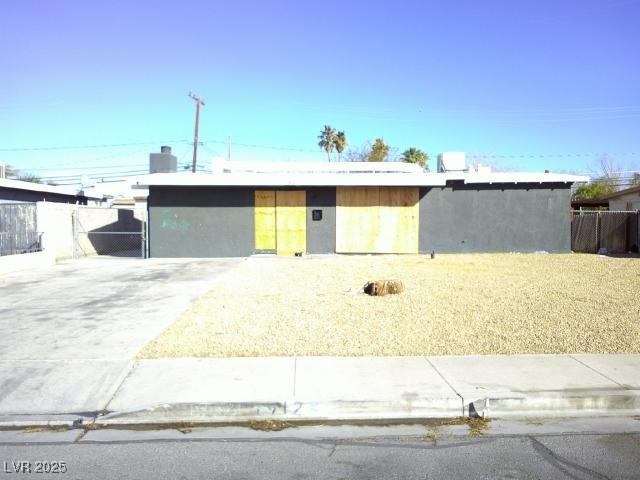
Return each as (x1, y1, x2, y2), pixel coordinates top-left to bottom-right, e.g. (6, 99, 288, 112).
(378, 187, 419, 253)
(276, 190, 306, 255)
(255, 190, 276, 250)
(336, 186, 419, 253)
(336, 187, 380, 253)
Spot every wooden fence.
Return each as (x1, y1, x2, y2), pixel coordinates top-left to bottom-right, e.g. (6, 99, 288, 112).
(0, 203, 41, 256)
(571, 210, 639, 254)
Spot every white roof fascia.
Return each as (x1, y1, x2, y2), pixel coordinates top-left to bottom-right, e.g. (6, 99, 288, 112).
(463, 172, 589, 184)
(133, 171, 589, 189)
(134, 172, 447, 188)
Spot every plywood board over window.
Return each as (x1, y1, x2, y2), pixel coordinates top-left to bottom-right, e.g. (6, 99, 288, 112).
(275, 190, 306, 256)
(336, 187, 419, 253)
(254, 190, 306, 255)
(255, 190, 276, 251)
(335, 187, 379, 253)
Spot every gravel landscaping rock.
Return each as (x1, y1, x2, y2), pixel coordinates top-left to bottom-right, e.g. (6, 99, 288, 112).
(138, 254, 640, 357)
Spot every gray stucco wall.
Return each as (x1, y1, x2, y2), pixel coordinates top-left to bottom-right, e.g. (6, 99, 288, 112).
(419, 182, 572, 253)
(306, 188, 336, 254)
(148, 186, 254, 257)
(148, 186, 336, 257)
(149, 183, 572, 257)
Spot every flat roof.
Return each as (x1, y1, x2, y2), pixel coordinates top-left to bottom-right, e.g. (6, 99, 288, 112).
(0, 177, 103, 199)
(604, 185, 640, 199)
(133, 170, 588, 189)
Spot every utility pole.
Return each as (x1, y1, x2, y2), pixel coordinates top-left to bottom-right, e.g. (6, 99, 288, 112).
(188, 92, 205, 173)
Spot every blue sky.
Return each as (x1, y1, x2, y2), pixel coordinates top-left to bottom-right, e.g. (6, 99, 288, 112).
(1, 0, 639, 183)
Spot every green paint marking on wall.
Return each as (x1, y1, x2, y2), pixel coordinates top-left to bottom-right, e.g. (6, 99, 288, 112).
(161, 209, 190, 231)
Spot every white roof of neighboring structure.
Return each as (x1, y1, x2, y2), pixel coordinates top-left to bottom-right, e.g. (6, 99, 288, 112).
(604, 184, 640, 199)
(84, 178, 148, 200)
(216, 160, 426, 174)
(132, 161, 588, 188)
(0, 177, 103, 199)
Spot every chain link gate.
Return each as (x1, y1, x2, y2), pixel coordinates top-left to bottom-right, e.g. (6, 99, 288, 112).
(72, 207, 147, 259)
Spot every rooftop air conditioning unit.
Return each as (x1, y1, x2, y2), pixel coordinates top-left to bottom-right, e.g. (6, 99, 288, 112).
(437, 152, 466, 173)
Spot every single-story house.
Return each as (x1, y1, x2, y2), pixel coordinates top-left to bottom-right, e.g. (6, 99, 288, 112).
(605, 185, 640, 211)
(0, 178, 102, 204)
(133, 161, 587, 257)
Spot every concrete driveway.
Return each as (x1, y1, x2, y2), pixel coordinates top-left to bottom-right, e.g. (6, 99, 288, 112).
(0, 257, 243, 416)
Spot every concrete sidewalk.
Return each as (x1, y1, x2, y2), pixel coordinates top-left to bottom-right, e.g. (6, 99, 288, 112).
(95, 354, 640, 425)
(1, 354, 638, 427)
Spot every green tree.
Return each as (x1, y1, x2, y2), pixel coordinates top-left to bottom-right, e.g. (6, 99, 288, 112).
(572, 179, 617, 200)
(401, 147, 429, 170)
(334, 131, 347, 162)
(368, 138, 390, 162)
(317, 125, 337, 161)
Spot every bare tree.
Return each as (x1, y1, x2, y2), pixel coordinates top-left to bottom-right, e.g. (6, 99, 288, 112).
(467, 153, 516, 172)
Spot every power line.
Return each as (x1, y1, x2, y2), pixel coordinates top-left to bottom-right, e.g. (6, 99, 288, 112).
(39, 169, 149, 180)
(0, 139, 187, 152)
(201, 139, 321, 154)
(24, 163, 149, 172)
(471, 152, 639, 159)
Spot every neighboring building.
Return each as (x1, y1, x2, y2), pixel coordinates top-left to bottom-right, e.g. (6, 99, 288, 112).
(570, 198, 609, 210)
(134, 159, 587, 258)
(606, 185, 640, 211)
(0, 178, 102, 204)
(82, 145, 178, 208)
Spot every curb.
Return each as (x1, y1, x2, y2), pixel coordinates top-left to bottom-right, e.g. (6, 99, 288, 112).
(95, 389, 640, 426)
(1, 391, 639, 430)
(466, 390, 640, 418)
(95, 397, 463, 426)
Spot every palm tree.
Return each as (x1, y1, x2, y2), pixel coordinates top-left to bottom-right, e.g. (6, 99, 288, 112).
(334, 131, 347, 162)
(401, 147, 429, 170)
(317, 125, 337, 161)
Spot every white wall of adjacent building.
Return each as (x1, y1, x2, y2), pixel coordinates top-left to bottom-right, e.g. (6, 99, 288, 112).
(609, 191, 640, 211)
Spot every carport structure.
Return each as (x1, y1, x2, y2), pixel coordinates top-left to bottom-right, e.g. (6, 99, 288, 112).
(134, 161, 587, 257)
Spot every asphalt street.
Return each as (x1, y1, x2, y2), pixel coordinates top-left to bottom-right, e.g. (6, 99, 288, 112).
(0, 419, 638, 479)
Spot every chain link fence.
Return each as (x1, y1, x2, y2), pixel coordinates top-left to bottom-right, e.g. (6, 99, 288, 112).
(73, 207, 146, 258)
(0, 203, 42, 256)
(571, 210, 639, 254)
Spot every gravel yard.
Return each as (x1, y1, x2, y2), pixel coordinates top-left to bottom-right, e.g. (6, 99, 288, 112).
(138, 254, 640, 357)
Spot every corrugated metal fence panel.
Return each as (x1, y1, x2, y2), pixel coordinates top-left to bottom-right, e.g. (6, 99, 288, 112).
(0, 203, 39, 255)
